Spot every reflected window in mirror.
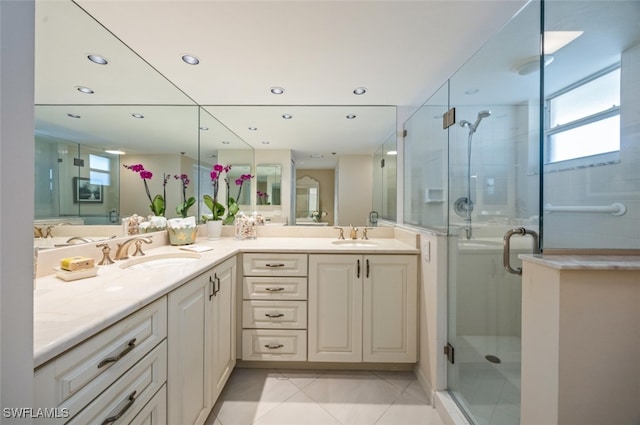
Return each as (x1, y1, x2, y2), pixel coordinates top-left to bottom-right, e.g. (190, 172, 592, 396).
(256, 164, 282, 206)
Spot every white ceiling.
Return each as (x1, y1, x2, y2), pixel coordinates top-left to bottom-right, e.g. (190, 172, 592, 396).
(35, 0, 529, 167)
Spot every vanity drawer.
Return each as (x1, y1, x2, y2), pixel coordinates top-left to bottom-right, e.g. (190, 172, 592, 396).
(242, 330, 307, 361)
(66, 341, 167, 425)
(34, 297, 167, 420)
(129, 383, 167, 425)
(243, 277, 307, 300)
(242, 300, 307, 329)
(243, 253, 307, 277)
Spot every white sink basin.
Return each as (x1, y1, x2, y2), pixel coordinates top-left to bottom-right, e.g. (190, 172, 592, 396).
(120, 252, 201, 270)
(331, 240, 378, 247)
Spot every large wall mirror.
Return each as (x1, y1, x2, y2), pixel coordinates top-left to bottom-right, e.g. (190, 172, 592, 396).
(34, 2, 254, 233)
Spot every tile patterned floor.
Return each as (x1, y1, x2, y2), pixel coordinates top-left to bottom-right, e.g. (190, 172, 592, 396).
(205, 368, 445, 425)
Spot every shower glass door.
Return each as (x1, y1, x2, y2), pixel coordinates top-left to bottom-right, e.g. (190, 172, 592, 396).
(446, 2, 541, 424)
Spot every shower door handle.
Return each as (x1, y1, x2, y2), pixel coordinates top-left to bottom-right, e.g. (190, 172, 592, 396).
(503, 227, 540, 275)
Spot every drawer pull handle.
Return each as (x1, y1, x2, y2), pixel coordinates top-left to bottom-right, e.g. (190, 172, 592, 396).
(265, 287, 285, 292)
(265, 263, 286, 268)
(265, 313, 285, 318)
(97, 338, 137, 369)
(264, 344, 284, 349)
(101, 390, 137, 425)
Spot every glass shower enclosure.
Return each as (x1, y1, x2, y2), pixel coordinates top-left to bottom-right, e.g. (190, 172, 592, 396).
(446, 3, 541, 424)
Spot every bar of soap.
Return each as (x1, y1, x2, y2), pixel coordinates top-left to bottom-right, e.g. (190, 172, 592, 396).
(60, 256, 95, 271)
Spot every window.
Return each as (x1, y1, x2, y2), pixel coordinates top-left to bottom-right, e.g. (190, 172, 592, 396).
(545, 65, 620, 167)
(89, 154, 111, 186)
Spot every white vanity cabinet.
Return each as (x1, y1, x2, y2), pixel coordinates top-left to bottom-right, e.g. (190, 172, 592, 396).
(167, 256, 236, 425)
(241, 253, 308, 361)
(34, 297, 168, 425)
(308, 254, 418, 363)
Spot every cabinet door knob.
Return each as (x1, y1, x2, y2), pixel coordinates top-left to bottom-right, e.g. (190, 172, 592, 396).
(357, 259, 361, 278)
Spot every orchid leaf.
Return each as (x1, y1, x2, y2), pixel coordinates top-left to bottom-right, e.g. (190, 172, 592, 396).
(151, 194, 165, 216)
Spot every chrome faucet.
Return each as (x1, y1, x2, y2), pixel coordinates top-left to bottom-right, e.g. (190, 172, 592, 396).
(114, 236, 153, 260)
(349, 225, 358, 240)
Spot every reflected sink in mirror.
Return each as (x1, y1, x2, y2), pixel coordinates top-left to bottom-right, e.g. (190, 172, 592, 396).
(119, 252, 201, 270)
(331, 240, 378, 247)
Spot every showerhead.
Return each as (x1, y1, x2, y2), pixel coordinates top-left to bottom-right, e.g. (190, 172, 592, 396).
(460, 110, 492, 134)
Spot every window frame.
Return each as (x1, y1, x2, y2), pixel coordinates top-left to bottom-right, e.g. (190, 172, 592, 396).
(544, 63, 621, 170)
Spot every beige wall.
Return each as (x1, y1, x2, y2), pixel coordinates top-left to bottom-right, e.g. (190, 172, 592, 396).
(296, 168, 335, 226)
(521, 262, 640, 425)
(120, 153, 195, 218)
(336, 155, 373, 226)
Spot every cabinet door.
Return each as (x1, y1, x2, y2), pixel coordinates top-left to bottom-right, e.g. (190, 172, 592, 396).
(209, 257, 236, 403)
(308, 254, 362, 362)
(168, 272, 212, 425)
(363, 255, 417, 363)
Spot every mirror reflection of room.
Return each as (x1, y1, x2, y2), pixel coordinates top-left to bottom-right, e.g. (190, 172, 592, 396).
(295, 170, 335, 226)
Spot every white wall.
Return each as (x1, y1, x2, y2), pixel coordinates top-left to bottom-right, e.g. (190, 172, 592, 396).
(1, 0, 35, 420)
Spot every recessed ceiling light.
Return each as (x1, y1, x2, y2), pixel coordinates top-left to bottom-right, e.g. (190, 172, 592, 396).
(87, 54, 108, 65)
(353, 87, 367, 95)
(76, 86, 94, 94)
(282, 114, 293, 119)
(248, 126, 258, 131)
(310, 154, 324, 159)
(181, 54, 200, 65)
(200, 126, 209, 131)
(105, 149, 125, 155)
(346, 114, 356, 119)
(67, 113, 81, 119)
(222, 141, 231, 145)
(464, 88, 479, 95)
(261, 141, 270, 145)
(131, 113, 144, 119)
(270, 87, 285, 95)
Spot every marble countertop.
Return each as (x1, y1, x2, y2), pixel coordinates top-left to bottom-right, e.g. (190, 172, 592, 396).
(520, 254, 640, 270)
(34, 236, 418, 368)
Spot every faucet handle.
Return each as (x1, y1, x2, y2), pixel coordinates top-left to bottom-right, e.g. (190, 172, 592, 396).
(96, 243, 115, 265)
(361, 227, 373, 240)
(333, 226, 345, 240)
(132, 239, 150, 256)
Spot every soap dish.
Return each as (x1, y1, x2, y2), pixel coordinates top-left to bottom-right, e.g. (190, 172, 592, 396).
(54, 266, 99, 282)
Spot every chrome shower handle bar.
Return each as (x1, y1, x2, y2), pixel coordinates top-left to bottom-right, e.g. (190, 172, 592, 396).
(503, 227, 540, 276)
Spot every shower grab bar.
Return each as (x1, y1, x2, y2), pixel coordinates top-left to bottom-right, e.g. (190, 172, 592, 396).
(543, 203, 626, 216)
(503, 228, 540, 276)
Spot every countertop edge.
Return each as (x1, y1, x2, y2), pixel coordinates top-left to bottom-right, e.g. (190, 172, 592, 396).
(519, 254, 640, 270)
